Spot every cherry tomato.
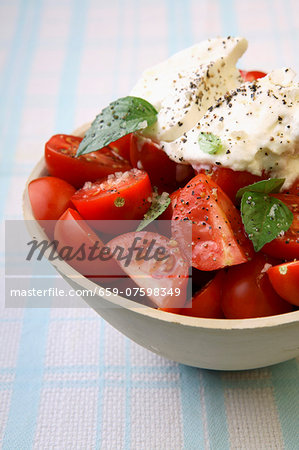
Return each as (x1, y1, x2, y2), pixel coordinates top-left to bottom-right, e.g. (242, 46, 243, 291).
(171, 174, 253, 271)
(267, 261, 299, 307)
(262, 194, 299, 260)
(161, 270, 225, 318)
(106, 231, 189, 308)
(194, 164, 265, 203)
(221, 253, 293, 319)
(45, 134, 131, 188)
(54, 208, 120, 282)
(28, 176, 76, 237)
(130, 133, 194, 192)
(109, 133, 132, 161)
(239, 70, 267, 82)
(71, 168, 152, 231)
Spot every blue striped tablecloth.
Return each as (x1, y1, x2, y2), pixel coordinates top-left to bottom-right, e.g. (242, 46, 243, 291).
(0, 0, 298, 448)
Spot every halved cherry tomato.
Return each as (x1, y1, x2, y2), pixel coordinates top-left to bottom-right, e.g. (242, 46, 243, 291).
(194, 164, 265, 203)
(171, 174, 253, 271)
(106, 231, 189, 308)
(71, 169, 152, 231)
(267, 261, 299, 307)
(262, 194, 299, 260)
(109, 133, 132, 161)
(221, 253, 293, 319)
(28, 176, 76, 237)
(130, 133, 194, 192)
(161, 270, 225, 318)
(54, 208, 120, 282)
(239, 70, 267, 82)
(45, 134, 131, 188)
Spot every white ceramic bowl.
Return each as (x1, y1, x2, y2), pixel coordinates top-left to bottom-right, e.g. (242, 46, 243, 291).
(23, 131, 299, 371)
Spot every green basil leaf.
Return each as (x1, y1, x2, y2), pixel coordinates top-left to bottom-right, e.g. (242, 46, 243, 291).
(198, 132, 223, 155)
(240, 191, 293, 252)
(76, 96, 158, 156)
(137, 192, 171, 231)
(236, 178, 285, 201)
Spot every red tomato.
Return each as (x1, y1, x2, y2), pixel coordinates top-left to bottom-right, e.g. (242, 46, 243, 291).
(239, 70, 267, 82)
(45, 134, 131, 188)
(130, 133, 194, 192)
(194, 164, 265, 203)
(171, 174, 253, 271)
(267, 261, 299, 307)
(221, 253, 293, 319)
(262, 194, 299, 260)
(54, 208, 120, 282)
(106, 231, 189, 308)
(28, 176, 76, 237)
(161, 270, 225, 318)
(109, 133, 132, 161)
(71, 168, 152, 231)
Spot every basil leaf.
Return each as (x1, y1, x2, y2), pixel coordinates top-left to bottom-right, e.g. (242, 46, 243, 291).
(137, 192, 171, 231)
(76, 96, 158, 156)
(198, 132, 223, 155)
(236, 178, 285, 201)
(240, 191, 293, 252)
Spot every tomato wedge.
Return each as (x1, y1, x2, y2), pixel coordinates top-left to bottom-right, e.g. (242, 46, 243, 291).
(161, 270, 225, 318)
(221, 253, 293, 319)
(239, 70, 267, 82)
(130, 133, 194, 192)
(262, 194, 299, 260)
(45, 134, 131, 188)
(54, 208, 120, 281)
(171, 174, 253, 271)
(106, 231, 189, 308)
(194, 164, 265, 203)
(267, 261, 299, 307)
(71, 169, 152, 231)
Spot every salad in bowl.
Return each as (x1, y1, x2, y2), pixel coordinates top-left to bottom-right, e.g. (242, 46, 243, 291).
(24, 37, 299, 369)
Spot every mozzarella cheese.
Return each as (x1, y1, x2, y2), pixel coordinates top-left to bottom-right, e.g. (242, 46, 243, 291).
(161, 68, 299, 188)
(131, 37, 248, 141)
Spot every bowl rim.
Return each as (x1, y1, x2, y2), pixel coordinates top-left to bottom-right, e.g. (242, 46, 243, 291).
(22, 133, 299, 332)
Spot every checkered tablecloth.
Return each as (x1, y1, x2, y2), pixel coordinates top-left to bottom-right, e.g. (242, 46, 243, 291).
(0, 0, 299, 448)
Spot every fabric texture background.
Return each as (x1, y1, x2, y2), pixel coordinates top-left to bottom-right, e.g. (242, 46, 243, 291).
(0, 0, 298, 448)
